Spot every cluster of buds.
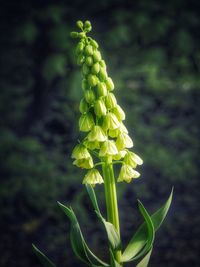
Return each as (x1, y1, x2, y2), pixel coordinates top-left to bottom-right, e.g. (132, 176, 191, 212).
(71, 20, 143, 185)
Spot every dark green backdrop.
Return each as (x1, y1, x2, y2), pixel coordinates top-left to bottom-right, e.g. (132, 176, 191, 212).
(0, 0, 200, 267)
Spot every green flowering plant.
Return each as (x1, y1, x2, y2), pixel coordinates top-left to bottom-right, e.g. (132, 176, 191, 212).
(33, 20, 173, 267)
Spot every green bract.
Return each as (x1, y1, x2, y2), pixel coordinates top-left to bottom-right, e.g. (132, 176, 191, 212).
(33, 20, 173, 267)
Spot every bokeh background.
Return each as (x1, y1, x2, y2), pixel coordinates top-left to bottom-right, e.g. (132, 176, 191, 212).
(1, 0, 200, 266)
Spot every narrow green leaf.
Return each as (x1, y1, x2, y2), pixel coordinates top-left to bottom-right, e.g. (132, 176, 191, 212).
(86, 184, 100, 213)
(136, 249, 152, 267)
(32, 244, 56, 267)
(97, 213, 121, 251)
(122, 189, 173, 262)
(58, 201, 109, 267)
(126, 201, 154, 262)
(86, 185, 121, 251)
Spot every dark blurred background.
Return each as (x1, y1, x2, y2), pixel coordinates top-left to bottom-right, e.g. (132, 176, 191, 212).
(0, 0, 200, 266)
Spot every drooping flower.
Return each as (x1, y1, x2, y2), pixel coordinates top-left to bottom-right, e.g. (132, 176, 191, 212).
(82, 168, 104, 185)
(103, 112, 120, 130)
(124, 151, 143, 168)
(112, 150, 127, 160)
(73, 156, 94, 169)
(71, 144, 91, 159)
(84, 140, 100, 150)
(116, 132, 133, 150)
(117, 164, 140, 183)
(105, 93, 117, 109)
(94, 99, 107, 117)
(112, 105, 125, 121)
(99, 140, 118, 157)
(87, 125, 107, 142)
(79, 112, 95, 132)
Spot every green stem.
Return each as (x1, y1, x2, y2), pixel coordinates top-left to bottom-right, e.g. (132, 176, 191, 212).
(102, 157, 122, 265)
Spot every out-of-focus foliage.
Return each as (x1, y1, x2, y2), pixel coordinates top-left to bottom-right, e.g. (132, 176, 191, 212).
(0, 0, 199, 267)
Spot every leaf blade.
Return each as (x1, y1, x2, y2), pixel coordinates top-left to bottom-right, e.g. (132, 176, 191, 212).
(122, 188, 173, 262)
(136, 249, 153, 267)
(86, 185, 121, 251)
(32, 244, 56, 267)
(58, 201, 109, 267)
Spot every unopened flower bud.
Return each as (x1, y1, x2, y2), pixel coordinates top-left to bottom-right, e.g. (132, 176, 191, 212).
(76, 20, 83, 29)
(82, 79, 89, 90)
(90, 39, 98, 49)
(79, 112, 94, 132)
(88, 74, 98, 87)
(93, 51, 101, 62)
(99, 140, 118, 157)
(91, 62, 100, 74)
(105, 77, 114, 91)
(97, 82, 107, 97)
(116, 132, 133, 150)
(84, 89, 95, 104)
(83, 168, 104, 185)
(124, 151, 143, 168)
(71, 144, 91, 159)
(82, 63, 90, 75)
(105, 93, 117, 109)
(77, 54, 85, 65)
(84, 20, 91, 29)
(99, 68, 107, 81)
(118, 164, 140, 183)
(87, 125, 107, 142)
(78, 32, 85, 38)
(99, 60, 106, 69)
(85, 45, 93, 56)
(73, 156, 94, 169)
(113, 105, 125, 121)
(70, 31, 79, 38)
(85, 56, 93, 66)
(76, 42, 85, 54)
(79, 98, 88, 113)
(94, 99, 107, 116)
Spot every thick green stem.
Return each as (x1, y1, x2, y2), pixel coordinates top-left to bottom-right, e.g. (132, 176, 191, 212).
(102, 157, 122, 265)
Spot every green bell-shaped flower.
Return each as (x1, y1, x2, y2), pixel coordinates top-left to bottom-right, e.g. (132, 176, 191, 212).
(124, 151, 143, 168)
(87, 125, 107, 142)
(79, 112, 95, 132)
(113, 105, 125, 121)
(82, 168, 104, 185)
(103, 112, 120, 130)
(71, 144, 91, 159)
(108, 128, 120, 138)
(112, 150, 127, 160)
(79, 98, 89, 113)
(94, 99, 107, 117)
(73, 156, 94, 169)
(116, 132, 133, 150)
(99, 140, 118, 157)
(105, 93, 117, 109)
(84, 140, 100, 150)
(117, 164, 140, 183)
